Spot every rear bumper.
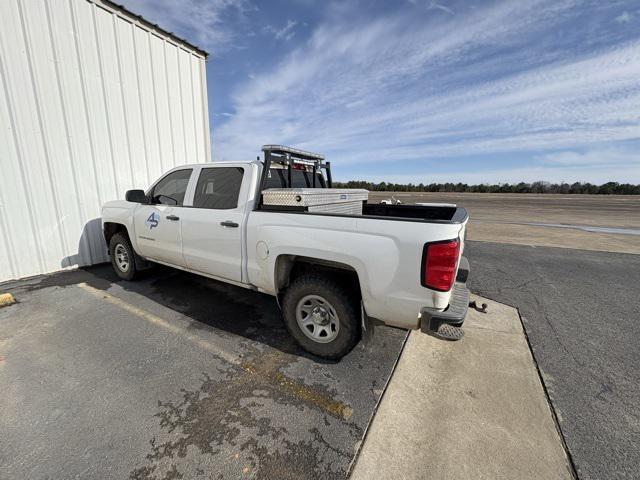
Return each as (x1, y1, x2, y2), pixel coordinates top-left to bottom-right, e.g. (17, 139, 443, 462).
(420, 256, 470, 332)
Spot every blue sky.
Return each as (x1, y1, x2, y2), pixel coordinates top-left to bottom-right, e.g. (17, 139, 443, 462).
(121, 0, 640, 184)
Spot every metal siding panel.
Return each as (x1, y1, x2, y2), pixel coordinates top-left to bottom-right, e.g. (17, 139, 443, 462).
(165, 42, 185, 167)
(1, 0, 55, 278)
(94, 5, 133, 195)
(149, 34, 173, 175)
(22, 0, 87, 269)
(0, 199, 15, 279)
(115, 18, 148, 189)
(190, 55, 205, 164)
(179, 49, 197, 163)
(200, 55, 212, 162)
(0, 44, 26, 280)
(0, 0, 210, 282)
(50, 1, 105, 265)
(45, 1, 94, 266)
(75, 0, 119, 203)
(133, 26, 161, 185)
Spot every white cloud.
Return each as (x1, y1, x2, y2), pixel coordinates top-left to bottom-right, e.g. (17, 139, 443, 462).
(616, 11, 632, 24)
(352, 162, 640, 185)
(428, 2, 455, 16)
(212, 0, 640, 183)
(264, 20, 298, 41)
(538, 148, 639, 167)
(121, 0, 253, 53)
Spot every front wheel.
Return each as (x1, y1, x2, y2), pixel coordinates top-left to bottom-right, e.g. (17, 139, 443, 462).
(282, 274, 360, 359)
(109, 232, 138, 281)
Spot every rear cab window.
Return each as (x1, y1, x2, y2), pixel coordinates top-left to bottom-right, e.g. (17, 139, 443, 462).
(266, 168, 326, 188)
(193, 167, 244, 209)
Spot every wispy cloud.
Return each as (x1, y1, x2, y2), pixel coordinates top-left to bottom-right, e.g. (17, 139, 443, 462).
(213, 0, 640, 183)
(428, 2, 455, 16)
(264, 19, 298, 41)
(121, 0, 253, 53)
(408, 0, 455, 15)
(616, 11, 632, 24)
(539, 148, 640, 167)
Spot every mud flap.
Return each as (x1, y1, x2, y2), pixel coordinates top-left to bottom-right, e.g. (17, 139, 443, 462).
(361, 301, 376, 345)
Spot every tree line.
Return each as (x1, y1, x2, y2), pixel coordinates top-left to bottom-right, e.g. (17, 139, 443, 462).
(332, 180, 640, 195)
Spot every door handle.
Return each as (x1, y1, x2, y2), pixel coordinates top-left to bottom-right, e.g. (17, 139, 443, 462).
(166, 215, 180, 221)
(220, 220, 239, 228)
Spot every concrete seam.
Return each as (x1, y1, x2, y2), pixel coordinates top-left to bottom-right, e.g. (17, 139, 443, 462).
(471, 287, 579, 479)
(516, 308, 579, 480)
(346, 328, 410, 476)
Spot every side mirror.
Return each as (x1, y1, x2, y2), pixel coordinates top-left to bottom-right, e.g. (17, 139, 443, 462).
(125, 189, 148, 203)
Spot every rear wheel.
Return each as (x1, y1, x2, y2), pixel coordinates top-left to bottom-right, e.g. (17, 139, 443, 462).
(282, 274, 360, 359)
(109, 232, 138, 281)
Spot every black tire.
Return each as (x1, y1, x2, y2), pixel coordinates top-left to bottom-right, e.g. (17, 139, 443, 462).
(282, 274, 360, 359)
(109, 232, 138, 281)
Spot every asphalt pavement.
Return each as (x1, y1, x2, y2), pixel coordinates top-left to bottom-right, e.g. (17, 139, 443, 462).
(465, 241, 640, 480)
(0, 265, 406, 480)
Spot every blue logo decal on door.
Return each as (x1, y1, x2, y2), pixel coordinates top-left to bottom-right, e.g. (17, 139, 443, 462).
(146, 212, 159, 229)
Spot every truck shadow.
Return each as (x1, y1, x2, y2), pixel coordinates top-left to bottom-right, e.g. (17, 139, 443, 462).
(37, 261, 333, 363)
(60, 218, 109, 269)
(54, 218, 316, 360)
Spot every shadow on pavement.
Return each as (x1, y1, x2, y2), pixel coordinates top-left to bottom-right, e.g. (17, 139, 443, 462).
(2, 262, 408, 479)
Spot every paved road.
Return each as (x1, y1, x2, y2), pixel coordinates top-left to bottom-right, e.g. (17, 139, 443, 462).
(367, 192, 640, 229)
(465, 241, 640, 480)
(368, 192, 640, 254)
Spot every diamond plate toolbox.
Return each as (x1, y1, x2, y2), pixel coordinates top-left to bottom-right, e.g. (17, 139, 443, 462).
(262, 188, 369, 207)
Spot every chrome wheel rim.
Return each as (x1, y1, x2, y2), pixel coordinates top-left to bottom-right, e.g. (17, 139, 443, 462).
(114, 244, 130, 272)
(295, 294, 340, 343)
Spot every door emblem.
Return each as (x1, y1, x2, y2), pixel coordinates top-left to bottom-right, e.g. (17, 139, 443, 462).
(146, 212, 160, 229)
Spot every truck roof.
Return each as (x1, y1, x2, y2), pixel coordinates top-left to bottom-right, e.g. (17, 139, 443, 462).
(174, 160, 262, 169)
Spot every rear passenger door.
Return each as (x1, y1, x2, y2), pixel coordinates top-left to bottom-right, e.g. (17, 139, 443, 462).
(180, 166, 246, 282)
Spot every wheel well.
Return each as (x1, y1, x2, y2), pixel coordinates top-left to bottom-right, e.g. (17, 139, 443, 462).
(275, 255, 362, 301)
(103, 222, 128, 245)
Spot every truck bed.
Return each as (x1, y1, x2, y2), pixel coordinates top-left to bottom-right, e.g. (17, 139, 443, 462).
(260, 202, 468, 224)
(362, 203, 467, 223)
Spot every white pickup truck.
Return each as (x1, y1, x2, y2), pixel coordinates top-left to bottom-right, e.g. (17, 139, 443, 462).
(102, 145, 470, 359)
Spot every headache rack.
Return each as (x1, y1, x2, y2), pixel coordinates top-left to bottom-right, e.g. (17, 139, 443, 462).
(257, 145, 368, 215)
(258, 145, 332, 196)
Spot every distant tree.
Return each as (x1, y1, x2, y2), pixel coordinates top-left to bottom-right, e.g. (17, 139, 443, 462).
(332, 179, 640, 195)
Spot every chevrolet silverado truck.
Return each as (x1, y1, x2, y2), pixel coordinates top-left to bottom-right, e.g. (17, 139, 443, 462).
(101, 145, 470, 359)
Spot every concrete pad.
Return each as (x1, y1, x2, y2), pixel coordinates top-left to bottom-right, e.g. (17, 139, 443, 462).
(350, 295, 574, 480)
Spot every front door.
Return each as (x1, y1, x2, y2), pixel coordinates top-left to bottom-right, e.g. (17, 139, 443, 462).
(133, 168, 193, 267)
(180, 166, 245, 282)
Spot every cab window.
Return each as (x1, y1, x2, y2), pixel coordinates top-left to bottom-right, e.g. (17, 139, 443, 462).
(151, 169, 192, 206)
(193, 167, 244, 209)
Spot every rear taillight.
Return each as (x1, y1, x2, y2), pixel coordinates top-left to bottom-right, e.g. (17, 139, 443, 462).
(422, 239, 460, 291)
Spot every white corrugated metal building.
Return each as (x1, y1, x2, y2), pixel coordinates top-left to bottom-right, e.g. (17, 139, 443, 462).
(0, 0, 211, 282)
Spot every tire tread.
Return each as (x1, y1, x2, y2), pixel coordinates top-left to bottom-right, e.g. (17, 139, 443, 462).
(282, 273, 360, 359)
